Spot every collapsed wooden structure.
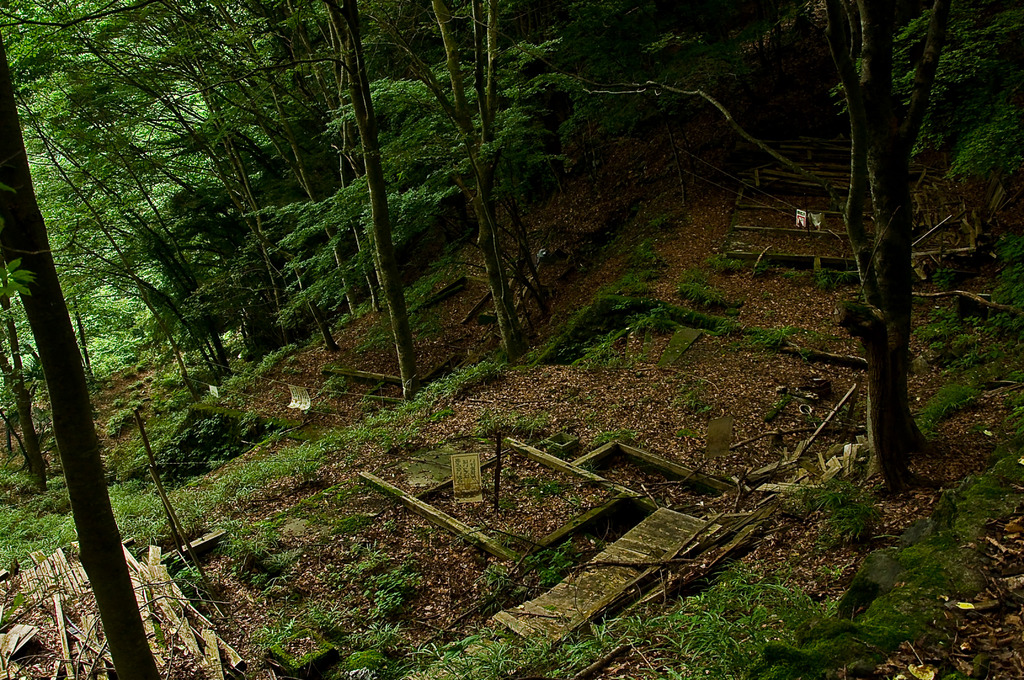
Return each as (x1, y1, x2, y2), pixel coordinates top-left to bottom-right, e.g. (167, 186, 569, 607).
(725, 137, 1003, 279)
(361, 437, 777, 639)
(0, 540, 241, 679)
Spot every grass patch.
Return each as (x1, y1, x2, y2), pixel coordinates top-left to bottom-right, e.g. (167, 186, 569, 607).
(917, 383, 980, 435)
(795, 479, 879, 546)
(677, 269, 736, 309)
(744, 326, 800, 351)
(535, 295, 736, 365)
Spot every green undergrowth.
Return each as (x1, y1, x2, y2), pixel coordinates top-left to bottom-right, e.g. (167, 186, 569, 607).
(0, 357, 506, 566)
(413, 564, 829, 680)
(916, 383, 981, 435)
(534, 294, 738, 365)
(408, 444, 1024, 680)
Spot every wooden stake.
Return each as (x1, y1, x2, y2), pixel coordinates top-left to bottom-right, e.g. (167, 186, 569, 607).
(133, 410, 223, 616)
(493, 431, 502, 515)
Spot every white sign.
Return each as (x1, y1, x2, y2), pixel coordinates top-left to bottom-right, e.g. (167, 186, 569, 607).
(451, 453, 483, 503)
(209, 385, 219, 398)
(287, 385, 311, 411)
(795, 209, 807, 228)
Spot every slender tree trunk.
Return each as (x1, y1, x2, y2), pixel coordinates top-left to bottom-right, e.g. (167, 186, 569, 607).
(73, 307, 93, 378)
(0, 30, 160, 680)
(334, 0, 420, 398)
(0, 310, 45, 491)
(472, 169, 526, 360)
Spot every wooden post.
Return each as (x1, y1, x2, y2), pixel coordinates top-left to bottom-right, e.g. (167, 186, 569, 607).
(493, 431, 502, 515)
(133, 411, 222, 615)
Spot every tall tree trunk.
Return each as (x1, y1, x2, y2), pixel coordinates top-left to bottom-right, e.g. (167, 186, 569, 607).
(472, 167, 527, 360)
(0, 30, 160, 680)
(426, 0, 527, 361)
(825, 0, 950, 491)
(333, 0, 420, 398)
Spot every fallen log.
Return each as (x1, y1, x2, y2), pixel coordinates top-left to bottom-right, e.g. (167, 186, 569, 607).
(914, 290, 1024, 317)
(780, 340, 867, 368)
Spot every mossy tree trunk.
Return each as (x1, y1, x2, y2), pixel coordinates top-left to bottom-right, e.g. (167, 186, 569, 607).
(825, 0, 950, 491)
(385, 0, 527, 361)
(331, 0, 420, 398)
(0, 30, 160, 680)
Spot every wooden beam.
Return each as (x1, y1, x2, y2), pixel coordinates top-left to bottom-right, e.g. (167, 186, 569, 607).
(535, 496, 631, 550)
(320, 366, 402, 386)
(416, 277, 467, 309)
(570, 442, 621, 469)
(725, 251, 856, 270)
(506, 440, 657, 512)
(616, 443, 734, 493)
(359, 472, 519, 561)
(734, 225, 845, 239)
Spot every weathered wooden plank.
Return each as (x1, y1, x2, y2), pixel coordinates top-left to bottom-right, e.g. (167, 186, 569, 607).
(200, 629, 226, 680)
(725, 251, 856, 270)
(417, 277, 467, 309)
(506, 440, 657, 512)
(569, 442, 621, 469)
(734, 225, 842, 238)
(78, 612, 118, 671)
(360, 472, 518, 561)
(53, 593, 73, 679)
(0, 624, 37, 671)
(493, 508, 706, 640)
(461, 291, 493, 325)
(218, 637, 246, 672)
(616, 443, 734, 493)
(535, 495, 630, 550)
(320, 365, 402, 386)
(706, 417, 734, 458)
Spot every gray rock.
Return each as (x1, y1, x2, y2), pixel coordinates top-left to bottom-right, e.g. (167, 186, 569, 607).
(899, 518, 938, 548)
(837, 550, 904, 617)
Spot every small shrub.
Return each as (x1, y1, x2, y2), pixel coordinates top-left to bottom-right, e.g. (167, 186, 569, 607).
(917, 383, 980, 435)
(797, 480, 879, 545)
(706, 253, 745, 273)
(526, 542, 578, 588)
(673, 383, 712, 414)
(677, 269, 730, 308)
(363, 561, 422, 619)
(592, 428, 637, 446)
(932, 267, 958, 290)
(813, 268, 859, 290)
(476, 409, 550, 439)
(254, 344, 298, 377)
(745, 326, 799, 351)
(521, 477, 566, 503)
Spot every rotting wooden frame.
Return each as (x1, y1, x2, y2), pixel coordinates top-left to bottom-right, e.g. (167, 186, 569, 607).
(360, 439, 733, 563)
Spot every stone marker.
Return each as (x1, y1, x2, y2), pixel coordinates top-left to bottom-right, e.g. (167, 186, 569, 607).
(657, 327, 703, 367)
(706, 416, 734, 458)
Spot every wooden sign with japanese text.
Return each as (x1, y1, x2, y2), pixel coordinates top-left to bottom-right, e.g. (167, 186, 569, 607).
(451, 453, 483, 503)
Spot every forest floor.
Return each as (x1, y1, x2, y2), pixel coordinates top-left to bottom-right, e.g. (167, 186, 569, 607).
(82, 125, 1024, 679)
(10, 122, 1020, 679)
